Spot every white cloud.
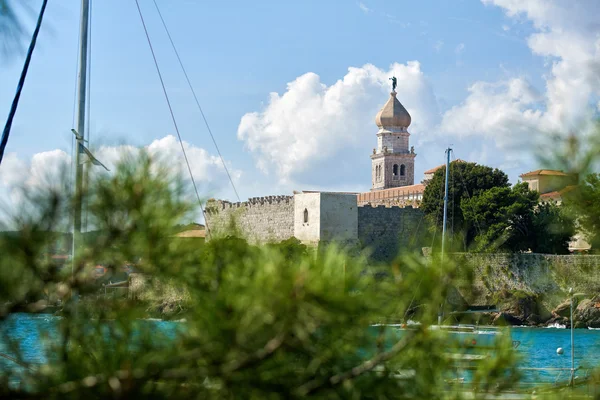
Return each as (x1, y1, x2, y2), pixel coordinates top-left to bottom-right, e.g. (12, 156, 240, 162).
(443, 0, 600, 147)
(502, 24, 510, 31)
(441, 78, 545, 147)
(434, 40, 444, 52)
(455, 43, 466, 55)
(237, 62, 440, 186)
(0, 136, 240, 217)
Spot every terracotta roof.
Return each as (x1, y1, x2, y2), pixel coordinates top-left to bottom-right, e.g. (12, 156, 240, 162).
(175, 229, 206, 238)
(357, 184, 425, 202)
(520, 169, 569, 178)
(539, 185, 577, 200)
(424, 159, 466, 175)
(540, 191, 561, 200)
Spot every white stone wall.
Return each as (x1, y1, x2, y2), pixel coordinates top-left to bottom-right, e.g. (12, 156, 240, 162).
(294, 193, 359, 245)
(293, 193, 321, 245)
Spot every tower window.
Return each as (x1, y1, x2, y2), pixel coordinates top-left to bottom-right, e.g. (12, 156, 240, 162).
(400, 164, 406, 176)
(393, 164, 398, 176)
(303, 208, 309, 223)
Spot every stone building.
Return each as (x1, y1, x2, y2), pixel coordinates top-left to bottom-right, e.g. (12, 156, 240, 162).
(519, 169, 577, 204)
(205, 88, 427, 260)
(371, 91, 416, 190)
(205, 86, 593, 256)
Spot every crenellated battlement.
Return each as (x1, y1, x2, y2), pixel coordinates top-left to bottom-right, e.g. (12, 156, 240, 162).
(358, 203, 416, 211)
(206, 196, 294, 214)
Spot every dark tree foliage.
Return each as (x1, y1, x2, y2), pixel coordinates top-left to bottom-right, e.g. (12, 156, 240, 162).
(421, 161, 510, 250)
(462, 183, 538, 252)
(564, 173, 600, 252)
(462, 183, 575, 254)
(531, 202, 576, 255)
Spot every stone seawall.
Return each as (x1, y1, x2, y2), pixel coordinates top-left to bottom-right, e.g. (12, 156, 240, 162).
(453, 253, 600, 326)
(205, 196, 294, 244)
(358, 205, 424, 262)
(455, 253, 600, 299)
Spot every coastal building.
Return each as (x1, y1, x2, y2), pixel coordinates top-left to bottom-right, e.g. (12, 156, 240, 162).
(520, 169, 577, 204)
(206, 88, 425, 260)
(206, 87, 591, 255)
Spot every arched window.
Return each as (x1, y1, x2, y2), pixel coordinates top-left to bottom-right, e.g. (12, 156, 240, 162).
(393, 164, 398, 176)
(400, 164, 406, 176)
(303, 208, 309, 223)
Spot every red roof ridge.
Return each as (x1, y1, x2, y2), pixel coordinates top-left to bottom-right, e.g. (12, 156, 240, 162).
(520, 169, 569, 177)
(424, 159, 467, 174)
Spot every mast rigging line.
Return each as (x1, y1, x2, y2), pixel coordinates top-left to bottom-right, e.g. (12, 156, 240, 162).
(151, 0, 240, 202)
(133, 0, 209, 232)
(0, 0, 49, 166)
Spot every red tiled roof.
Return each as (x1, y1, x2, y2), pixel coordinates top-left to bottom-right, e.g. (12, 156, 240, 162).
(358, 184, 425, 202)
(539, 185, 577, 200)
(540, 191, 561, 200)
(520, 169, 569, 178)
(424, 159, 466, 174)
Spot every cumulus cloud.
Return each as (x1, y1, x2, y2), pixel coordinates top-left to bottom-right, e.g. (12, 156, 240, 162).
(442, 78, 545, 147)
(0, 136, 239, 216)
(237, 62, 440, 186)
(443, 0, 600, 147)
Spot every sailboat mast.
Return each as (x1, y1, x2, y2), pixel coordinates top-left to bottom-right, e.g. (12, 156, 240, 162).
(73, 0, 90, 270)
(441, 147, 451, 261)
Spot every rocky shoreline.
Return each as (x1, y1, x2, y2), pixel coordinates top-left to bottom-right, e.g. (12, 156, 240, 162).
(472, 294, 600, 328)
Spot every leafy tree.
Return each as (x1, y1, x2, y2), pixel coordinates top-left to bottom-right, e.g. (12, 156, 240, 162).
(462, 183, 574, 254)
(421, 161, 510, 250)
(462, 183, 538, 252)
(0, 153, 521, 398)
(564, 173, 600, 252)
(531, 202, 576, 254)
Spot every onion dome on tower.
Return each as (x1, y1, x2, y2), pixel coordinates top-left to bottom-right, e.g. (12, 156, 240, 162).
(374, 91, 411, 129)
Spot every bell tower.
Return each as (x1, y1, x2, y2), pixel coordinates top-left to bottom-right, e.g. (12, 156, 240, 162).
(371, 86, 416, 191)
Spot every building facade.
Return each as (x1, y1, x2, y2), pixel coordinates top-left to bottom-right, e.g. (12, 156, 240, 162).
(205, 89, 426, 259)
(371, 91, 416, 190)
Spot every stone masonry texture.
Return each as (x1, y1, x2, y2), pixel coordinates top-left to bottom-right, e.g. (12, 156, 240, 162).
(205, 196, 294, 244)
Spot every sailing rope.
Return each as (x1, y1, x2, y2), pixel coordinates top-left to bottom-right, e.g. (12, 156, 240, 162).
(0, 0, 49, 166)
(133, 0, 210, 233)
(151, 0, 241, 202)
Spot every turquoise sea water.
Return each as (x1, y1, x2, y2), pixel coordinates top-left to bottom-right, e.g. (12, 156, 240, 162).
(2, 314, 600, 385)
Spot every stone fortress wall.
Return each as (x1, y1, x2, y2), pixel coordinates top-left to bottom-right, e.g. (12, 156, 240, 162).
(205, 196, 294, 244)
(358, 205, 423, 261)
(206, 193, 426, 262)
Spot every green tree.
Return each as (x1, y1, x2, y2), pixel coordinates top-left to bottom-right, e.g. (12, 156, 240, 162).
(531, 202, 576, 254)
(461, 183, 537, 252)
(421, 161, 510, 250)
(462, 183, 574, 254)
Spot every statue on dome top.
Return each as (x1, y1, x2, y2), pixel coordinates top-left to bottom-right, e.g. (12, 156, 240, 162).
(389, 76, 397, 92)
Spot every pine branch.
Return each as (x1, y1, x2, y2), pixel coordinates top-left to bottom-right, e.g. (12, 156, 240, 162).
(294, 333, 412, 397)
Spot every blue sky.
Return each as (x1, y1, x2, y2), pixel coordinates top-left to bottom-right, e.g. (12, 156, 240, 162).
(1, 0, 599, 209)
